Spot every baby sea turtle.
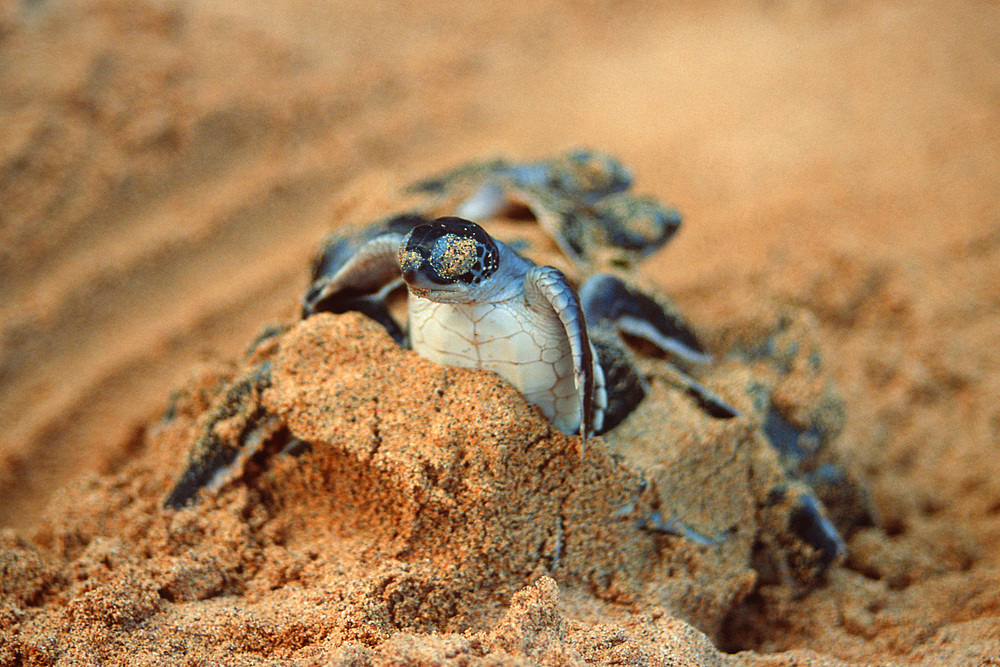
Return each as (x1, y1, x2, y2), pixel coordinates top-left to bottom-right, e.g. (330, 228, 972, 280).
(306, 215, 728, 443)
(167, 151, 861, 593)
(302, 151, 736, 439)
(303, 211, 740, 442)
(406, 149, 682, 271)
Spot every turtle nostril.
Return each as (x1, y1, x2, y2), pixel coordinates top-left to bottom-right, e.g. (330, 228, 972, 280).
(402, 269, 418, 284)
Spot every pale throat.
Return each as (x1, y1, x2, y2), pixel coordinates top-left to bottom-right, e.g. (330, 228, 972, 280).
(406, 293, 582, 433)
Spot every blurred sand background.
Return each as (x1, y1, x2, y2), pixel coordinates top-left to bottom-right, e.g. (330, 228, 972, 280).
(2, 0, 999, 663)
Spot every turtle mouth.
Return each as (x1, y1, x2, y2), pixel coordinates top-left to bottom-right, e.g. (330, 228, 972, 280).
(403, 269, 454, 291)
(402, 270, 476, 304)
(408, 285, 467, 300)
(402, 270, 465, 299)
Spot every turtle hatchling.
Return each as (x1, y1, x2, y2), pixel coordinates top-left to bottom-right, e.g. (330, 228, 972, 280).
(302, 150, 739, 439)
(405, 148, 683, 271)
(165, 150, 866, 591)
(308, 216, 608, 441)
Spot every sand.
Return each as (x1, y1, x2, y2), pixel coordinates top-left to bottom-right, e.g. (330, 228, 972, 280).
(2, 0, 1000, 664)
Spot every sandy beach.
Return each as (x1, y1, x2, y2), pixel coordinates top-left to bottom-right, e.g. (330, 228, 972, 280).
(2, 1, 999, 664)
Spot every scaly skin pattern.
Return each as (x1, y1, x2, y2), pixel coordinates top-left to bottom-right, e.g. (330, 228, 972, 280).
(408, 292, 604, 435)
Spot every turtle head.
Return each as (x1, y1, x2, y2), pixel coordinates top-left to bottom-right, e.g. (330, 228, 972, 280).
(398, 217, 501, 302)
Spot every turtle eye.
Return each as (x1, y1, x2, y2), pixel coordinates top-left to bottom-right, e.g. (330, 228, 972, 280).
(399, 217, 499, 286)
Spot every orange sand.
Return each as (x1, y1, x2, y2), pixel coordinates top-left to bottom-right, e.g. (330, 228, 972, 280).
(2, 1, 1000, 664)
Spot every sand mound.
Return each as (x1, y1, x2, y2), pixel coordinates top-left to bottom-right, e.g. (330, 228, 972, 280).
(0, 307, 830, 663)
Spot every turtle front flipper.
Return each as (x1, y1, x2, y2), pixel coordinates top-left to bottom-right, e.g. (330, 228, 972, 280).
(304, 277, 407, 344)
(302, 227, 412, 345)
(580, 274, 740, 421)
(164, 363, 279, 508)
(579, 274, 710, 365)
(523, 265, 605, 447)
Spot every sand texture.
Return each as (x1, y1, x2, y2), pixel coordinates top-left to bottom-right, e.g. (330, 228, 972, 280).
(2, 0, 1000, 664)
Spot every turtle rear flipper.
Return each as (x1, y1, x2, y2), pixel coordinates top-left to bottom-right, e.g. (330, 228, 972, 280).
(758, 482, 847, 594)
(589, 195, 682, 263)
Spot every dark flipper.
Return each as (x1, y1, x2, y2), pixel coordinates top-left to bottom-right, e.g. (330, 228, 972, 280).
(579, 274, 709, 365)
(303, 281, 407, 345)
(164, 363, 276, 509)
(788, 492, 848, 574)
(760, 482, 847, 592)
(763, 406, 877, 538)
(589, 331, 645, 433)
(302, 214, 429, 345)
(580, 274, 739, 421)
(681, 376, 741, 420)
(639, 510, 730, 547)
(589, 195, 682, 260)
